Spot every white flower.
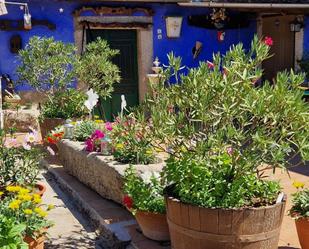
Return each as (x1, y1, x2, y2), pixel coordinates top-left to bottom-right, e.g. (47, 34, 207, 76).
(22, 143, 31, 150)
(84, 89, 99, 112)
(25, 132, 37, 144)
(141, 171, 153, 184)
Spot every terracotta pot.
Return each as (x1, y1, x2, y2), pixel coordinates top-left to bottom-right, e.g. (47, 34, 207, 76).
(135, 211, 170, 241)
(295, 218, 309, 249)
(39, 118, 65, 143)
(24, 235, 45, 249)
(166, 196, 286, 249)
(35, 183, 47, 197)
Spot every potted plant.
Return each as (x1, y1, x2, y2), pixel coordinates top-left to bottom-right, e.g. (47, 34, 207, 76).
(290, 182, 309, 249)
(0, 186, 54, 249)
(111, 114, 156, 165)
(16, 36, 86, 139)
(123, 166, 169, 241)
(143, 36, 309, 249)
(0, 128, 46, 196)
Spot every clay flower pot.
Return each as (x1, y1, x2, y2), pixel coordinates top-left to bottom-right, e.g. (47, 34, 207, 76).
(135, 211, 170, 241)
(295, 218, 309, 249)
(35, 183, 47, 197)
(24, 235, 45, 249)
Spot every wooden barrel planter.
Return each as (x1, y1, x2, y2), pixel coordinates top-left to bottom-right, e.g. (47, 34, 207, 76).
(166, 196, 286, 249)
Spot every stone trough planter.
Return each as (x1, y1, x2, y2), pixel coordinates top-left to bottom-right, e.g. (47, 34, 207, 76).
(58, 140, 165, 205)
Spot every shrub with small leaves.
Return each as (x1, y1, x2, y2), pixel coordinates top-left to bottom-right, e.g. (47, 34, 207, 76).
(290, 187, 309, 219)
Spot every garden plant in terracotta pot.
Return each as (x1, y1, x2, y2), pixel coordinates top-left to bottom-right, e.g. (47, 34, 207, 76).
(123, 166, 169, 241)
(290, 182, 309, 249)
(0, 186, 54, 249)
(143, 36, 309, 249)
(0, 128, 46, 196)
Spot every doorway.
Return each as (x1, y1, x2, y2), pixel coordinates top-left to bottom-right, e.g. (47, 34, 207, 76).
(262, 15, 296, 81)
(86, 29, 139, 121)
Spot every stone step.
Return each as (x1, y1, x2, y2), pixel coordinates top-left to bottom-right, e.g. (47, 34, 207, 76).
(41, 156, 171, 249)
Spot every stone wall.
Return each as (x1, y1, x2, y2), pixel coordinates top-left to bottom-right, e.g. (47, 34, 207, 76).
(58, 140, 165, 205)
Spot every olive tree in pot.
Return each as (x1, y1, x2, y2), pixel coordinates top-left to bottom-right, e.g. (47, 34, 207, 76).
(16, 36, 87, 140)
(145, 36, 309, 249)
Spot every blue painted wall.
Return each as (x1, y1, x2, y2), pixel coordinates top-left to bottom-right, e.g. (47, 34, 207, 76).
(0, 1, 257, 92)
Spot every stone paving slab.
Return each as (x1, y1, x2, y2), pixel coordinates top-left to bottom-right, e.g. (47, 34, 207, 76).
(38, 172, 100, 249)
(41, 156, 171, 249)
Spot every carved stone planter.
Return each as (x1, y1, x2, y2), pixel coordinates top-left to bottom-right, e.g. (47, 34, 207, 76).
(58, 140, 165, 205)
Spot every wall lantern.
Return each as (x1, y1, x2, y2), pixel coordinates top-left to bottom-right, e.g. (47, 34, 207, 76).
(290, 19, 303, 33)
(0, 1, 32, 29)
(165, 16, 183, 38)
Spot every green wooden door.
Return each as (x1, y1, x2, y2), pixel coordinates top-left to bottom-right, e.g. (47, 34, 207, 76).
(86, 29, 139, 121)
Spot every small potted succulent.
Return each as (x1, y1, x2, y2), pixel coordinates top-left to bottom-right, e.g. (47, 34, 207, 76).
(0, 186, 54, 249)
(123, 166, 169, 241)
(290, 181, 309, 249)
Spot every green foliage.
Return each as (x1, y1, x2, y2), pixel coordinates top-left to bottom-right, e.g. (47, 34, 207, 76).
(143, 35, 309, 208)
(112, 114, 155, 165)
(16, 36, 78, 95)
(40, 88, 87, 120)
(165, 150, 281, 208)
(77, 37, 121, 99)
(290, 188, 309, 219)
(0, 132, 43, 189)
(124, 166, 165, 214)
(0, 216, 28, 249)
(73, 120, 97, 141)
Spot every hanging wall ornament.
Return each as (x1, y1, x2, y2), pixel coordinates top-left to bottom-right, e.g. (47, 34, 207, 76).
(192, 41, 203, 59)
(188, 12, 250, 30)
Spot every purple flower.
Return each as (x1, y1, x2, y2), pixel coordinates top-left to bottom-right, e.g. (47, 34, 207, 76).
(91, 130, 105, 139)
(105, 122, 113, 131)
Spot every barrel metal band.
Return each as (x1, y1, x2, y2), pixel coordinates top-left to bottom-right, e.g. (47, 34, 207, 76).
(167, 218, 280, 243)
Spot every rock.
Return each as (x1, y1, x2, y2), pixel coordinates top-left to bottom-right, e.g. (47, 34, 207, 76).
(57, 140, 165, 205)
(4, 108, 39, 132)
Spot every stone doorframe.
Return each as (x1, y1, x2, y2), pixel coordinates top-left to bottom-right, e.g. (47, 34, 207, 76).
(257, 13, 304, 70)
(74, 16, 154, 102)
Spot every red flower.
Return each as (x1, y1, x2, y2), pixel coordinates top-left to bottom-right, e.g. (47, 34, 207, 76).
(47, 137, 56, 144)
(123, 195, 133, 209)
(264, 36, 273, 47)
(53, 133, 63, 138)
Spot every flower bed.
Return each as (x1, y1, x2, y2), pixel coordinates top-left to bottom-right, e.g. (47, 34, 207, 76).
(58, 139, 165, 205)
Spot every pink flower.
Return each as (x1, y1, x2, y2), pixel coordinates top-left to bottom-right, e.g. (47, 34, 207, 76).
(227, 147, 233, 156)
(264, 36, 273, 47)
(207, 61, 215, 69)
(4, 138, 17, 148)
(105, 122, 113, 131)
(85, 138, 95, 152)
(46, 146, 56, 156)
(91, 130, 105, 140)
